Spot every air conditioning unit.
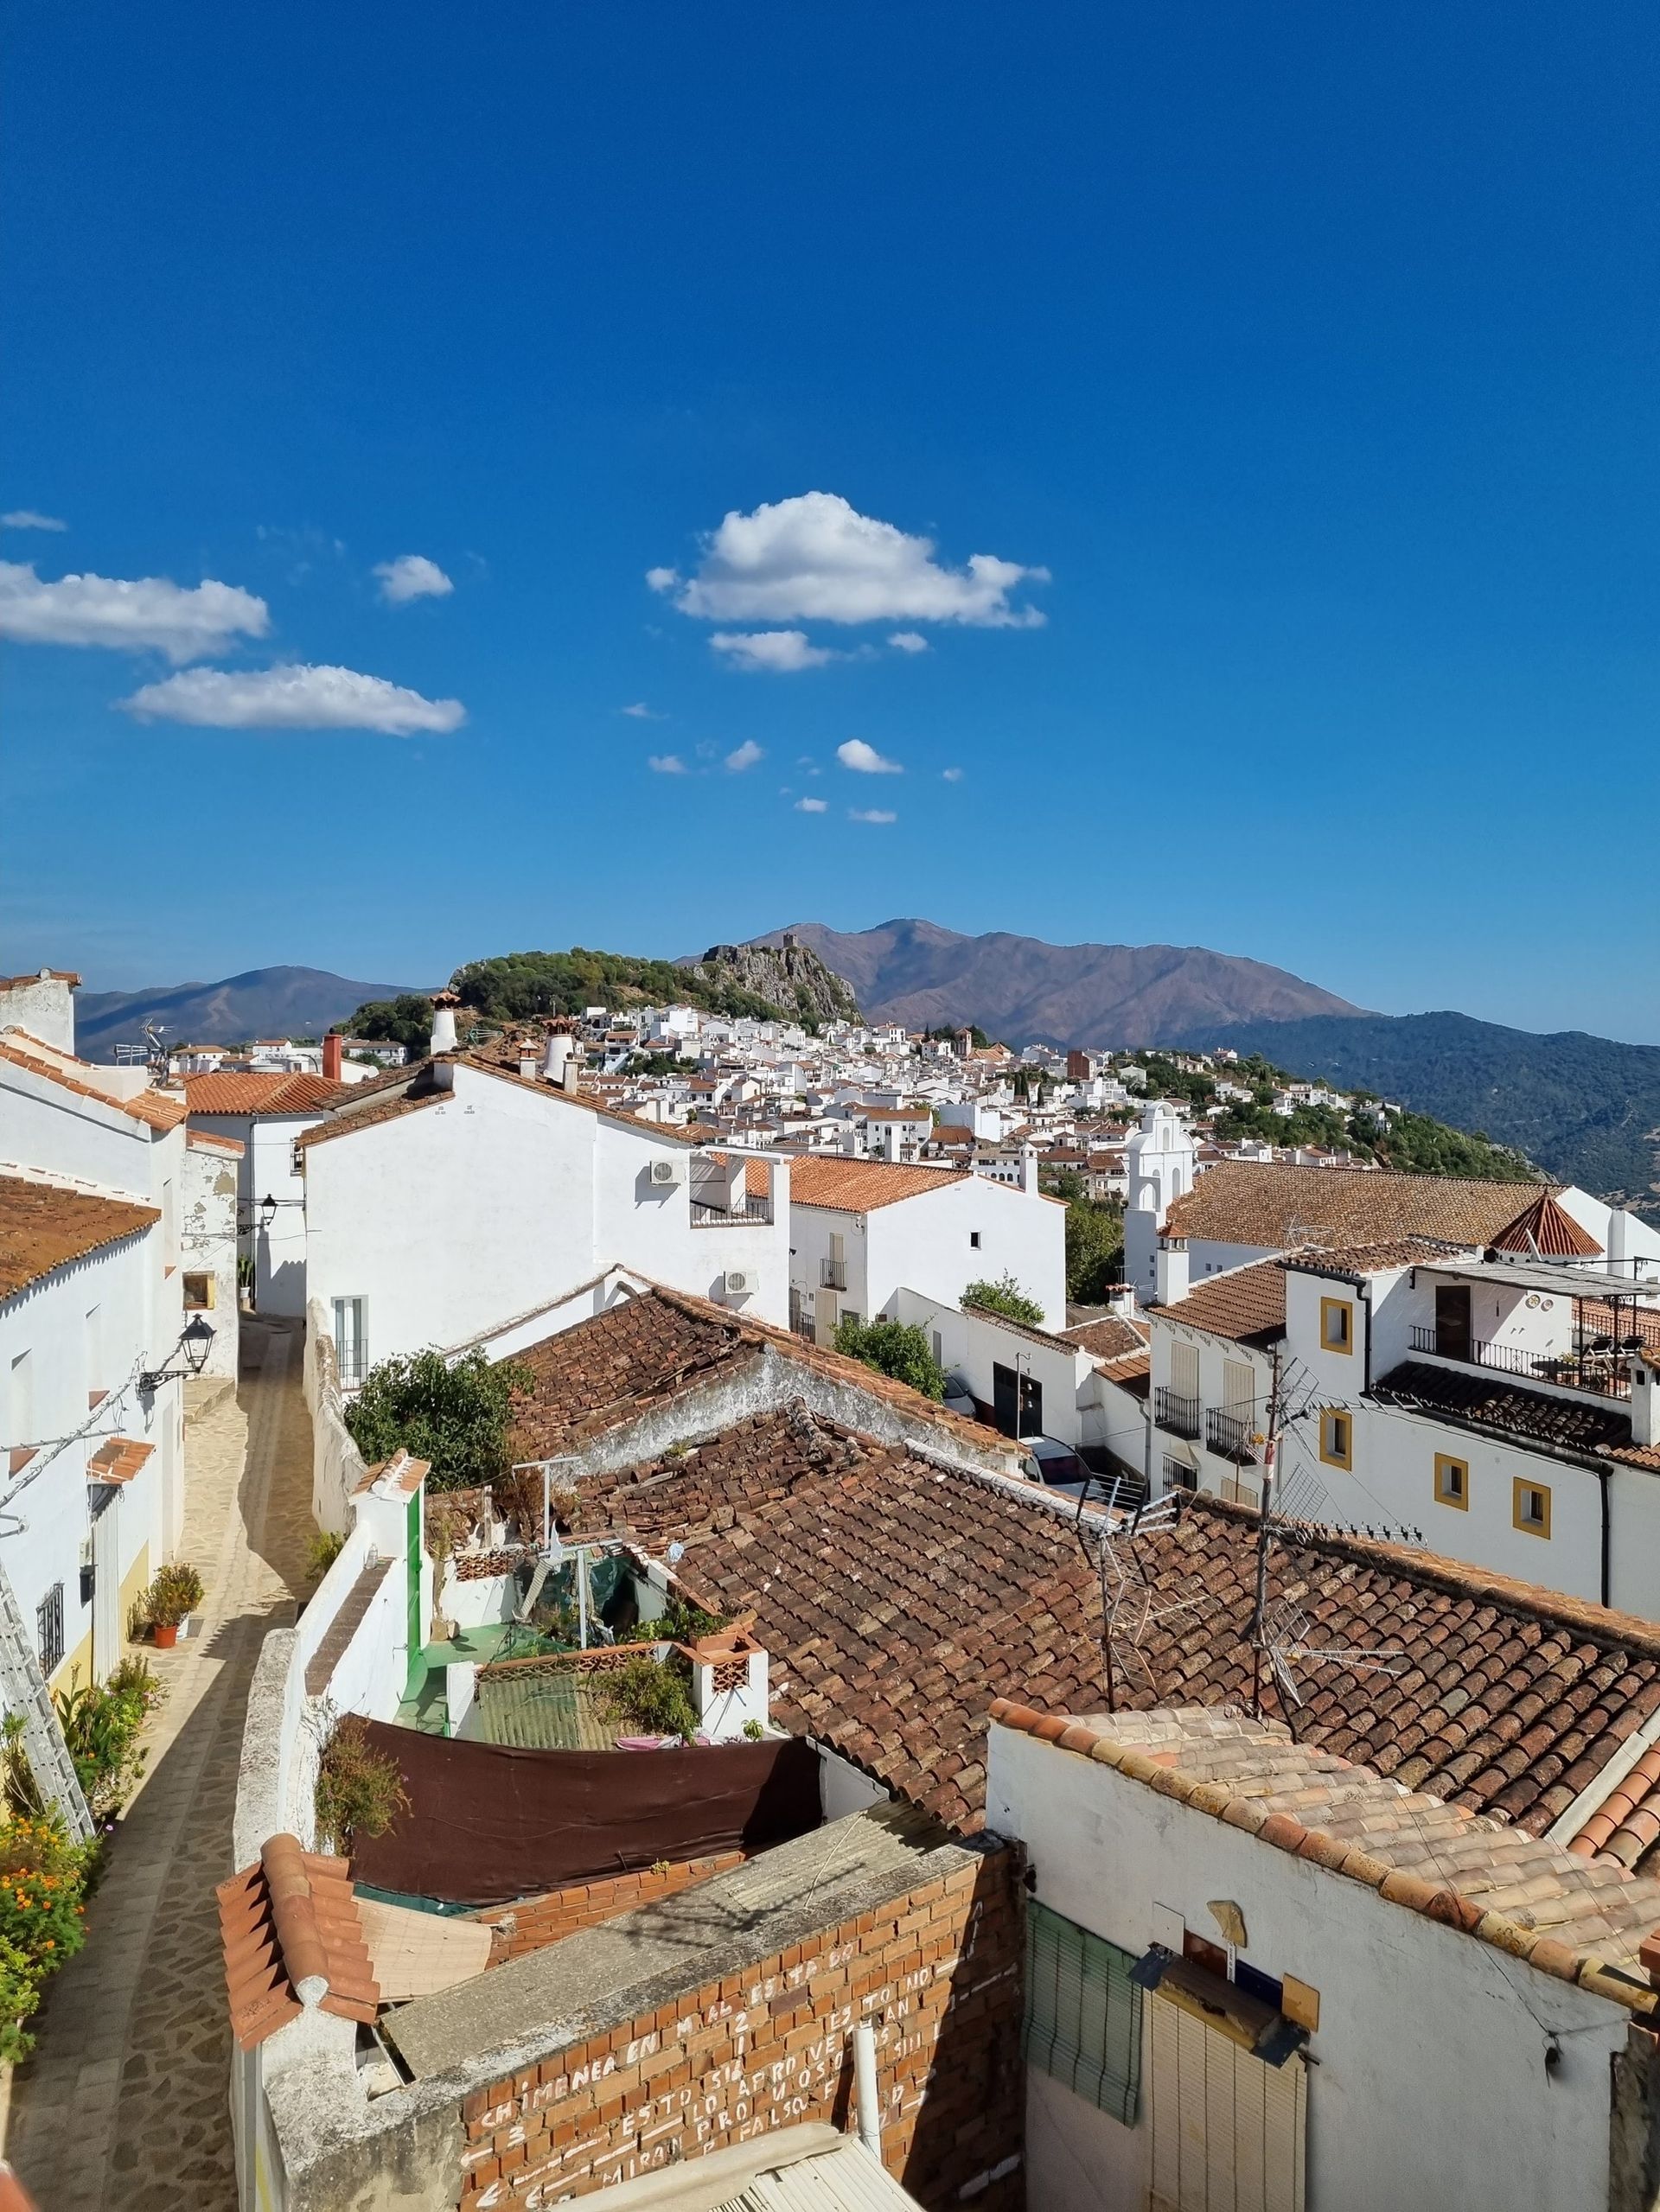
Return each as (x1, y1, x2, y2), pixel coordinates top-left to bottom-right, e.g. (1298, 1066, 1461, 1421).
(724, 1270, 756, 1297)
(649, 1159, 682, 1187)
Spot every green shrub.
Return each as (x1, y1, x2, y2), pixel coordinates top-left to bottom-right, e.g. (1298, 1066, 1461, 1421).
(315, 1716, 410, 1856)
(599, 1656, 698, 1741)
(142, 1561, 203, 1628)
(963, 1274, 1045, 1327)
(833, 1317, 945, 1400)
(0, 1934, 42, 2062)
(345, 1348, 529, 1493)
(305, 1530, 346, 1584)
(54, 1660, 165, 1820)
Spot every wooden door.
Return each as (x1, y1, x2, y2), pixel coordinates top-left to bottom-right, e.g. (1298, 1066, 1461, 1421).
(1435, 1284, 1472, 1362)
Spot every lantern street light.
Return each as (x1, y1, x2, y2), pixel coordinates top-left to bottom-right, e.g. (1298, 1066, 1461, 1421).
(139, 1317, 216, 1393)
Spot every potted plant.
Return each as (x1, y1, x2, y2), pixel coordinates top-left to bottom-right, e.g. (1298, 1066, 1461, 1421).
(143, 1562, 204, 1649)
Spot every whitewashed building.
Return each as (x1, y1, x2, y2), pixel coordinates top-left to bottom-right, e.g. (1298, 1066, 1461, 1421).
(300, 1044, 792, 1378)
(787, 1155, 1066, 1344)
(0, 970, 209, 1690)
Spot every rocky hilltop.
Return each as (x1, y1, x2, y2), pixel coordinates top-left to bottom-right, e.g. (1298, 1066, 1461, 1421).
(685, 936, 863, 1029)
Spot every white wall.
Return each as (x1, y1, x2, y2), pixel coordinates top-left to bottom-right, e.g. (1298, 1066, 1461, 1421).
(182, 1139, 241, 1378)
(788, 1174, 1065, 1337)
(303, 1065, 790, 1372)
(894, 1288, 1093, 1446)
(987, 1724, 1629, 2212)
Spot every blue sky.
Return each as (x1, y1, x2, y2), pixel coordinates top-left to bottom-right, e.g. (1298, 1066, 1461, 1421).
(4, 6, 1657, 1038)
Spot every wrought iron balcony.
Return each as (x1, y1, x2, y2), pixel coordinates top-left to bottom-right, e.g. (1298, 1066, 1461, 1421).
(1204, 1406, 1259, 1463)
(1154, 1386, 1201, 1440)
(820, 1258, 848, 1290)
(1408, 1323, 1643, 1402)
(690, 1196, 773, 1227)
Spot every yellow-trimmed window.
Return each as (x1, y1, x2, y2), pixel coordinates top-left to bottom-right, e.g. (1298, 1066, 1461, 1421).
(1513, 1478, 1551, 1539)
(1318, 1409, 1353, 1469)
(1319, 1297, 1354, 1354)
(1433, 1454, 1469, 1509)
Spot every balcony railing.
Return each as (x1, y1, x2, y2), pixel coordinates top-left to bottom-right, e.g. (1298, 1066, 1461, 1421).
(820, 1258, 848, 1290)
(1154, 1387, 1201, 1439)
(1409, 1324, 1638, 1402)
(690, 1196, 773, 1227)
(335, 1340, 371, 1388)
(1204, 1407, 1259, 1463)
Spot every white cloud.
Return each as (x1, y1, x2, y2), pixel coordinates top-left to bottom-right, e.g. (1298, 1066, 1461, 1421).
(837, 737, 903, 775)
(710, 628, 833, 673)
(0, 561, 269, 663)
(622, 701, 665, 719)
(942, 766, 965, 782)
(888, 631, 929, 653)
(662, 491, 1047, 628)
(374, 554, 454, 604)
(118, 663, 465, 736)
(648, 752, 688, 774)
(795, 796, 828, 813)
(725, 739, 765, 772)
(1, 511, 67, 532)
(849, 807, 897, 825)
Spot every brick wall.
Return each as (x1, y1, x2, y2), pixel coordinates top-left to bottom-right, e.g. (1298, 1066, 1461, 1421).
(475, 1853, 747, 1962)
(458, 1847, 1024, 2210)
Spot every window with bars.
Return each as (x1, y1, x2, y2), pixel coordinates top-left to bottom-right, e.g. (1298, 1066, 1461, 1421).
(36, 1582, 64, 1677)
(1023, 1899, 1143, 2126)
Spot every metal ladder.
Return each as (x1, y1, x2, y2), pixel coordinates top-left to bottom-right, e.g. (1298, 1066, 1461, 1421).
(0, 1559, 93, 1839)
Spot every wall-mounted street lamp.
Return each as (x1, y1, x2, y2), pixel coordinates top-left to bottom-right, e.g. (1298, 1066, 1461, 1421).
(139, 1317, 216, 1393)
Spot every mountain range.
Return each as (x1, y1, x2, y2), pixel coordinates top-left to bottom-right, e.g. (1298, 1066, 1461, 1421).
(745, 919, 1365, 1042)
(750, 921, 1660, 1214)
(73, 967, 423, 1060)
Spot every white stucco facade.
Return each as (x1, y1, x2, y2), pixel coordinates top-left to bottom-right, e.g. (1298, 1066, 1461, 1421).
(1, 997, 195, 1691)
(788, 1171, 1065, 1344)
(988, 1719, 1635, 2212)
(302, 1060, 791, 1372)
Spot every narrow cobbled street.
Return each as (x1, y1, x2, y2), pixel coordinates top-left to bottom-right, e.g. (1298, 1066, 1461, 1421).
(5, 1316, 316, 2212)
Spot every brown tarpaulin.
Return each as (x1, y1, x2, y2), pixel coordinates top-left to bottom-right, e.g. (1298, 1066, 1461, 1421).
(350, 1720, 822, 1906)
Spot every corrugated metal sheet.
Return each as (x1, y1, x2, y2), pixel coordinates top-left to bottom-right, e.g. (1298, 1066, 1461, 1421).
(725, 2139, 921, 2209)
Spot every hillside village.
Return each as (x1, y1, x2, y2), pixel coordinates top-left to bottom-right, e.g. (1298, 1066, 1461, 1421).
(9, 955, 1660, 2212)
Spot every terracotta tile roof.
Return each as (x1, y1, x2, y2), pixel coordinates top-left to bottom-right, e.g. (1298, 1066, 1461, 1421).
(354, 1450, 429, 1496)
(1061, 1313, 1148, 1362)
(576, 1440, 1660, 1839)
(185, 1127, 245, 1156)
(217, 1833, 379, 2049)
(1164, 1161, 1552, 1252)
(1571, 1738, 1660, 1869)
(86, 1437, 153, 1485)
(509, 1283, 1012, 1469)
(0, 1035, 187, 1134)
(1156, 1259, 1286, 1348)
(1491, 1189, 1604, 1259)
(0, 1175, 159, 1300)
(1371, 1360, 1633, 1461)
(182, 1071, 353, 1115)
(1286, 1236, 1477, 1278)
(788, 1157, 969, 1211)
(0, 969, 80, 990)
(989, 1704, 1660, 2012)
(1098, 1348, 1152, 1390)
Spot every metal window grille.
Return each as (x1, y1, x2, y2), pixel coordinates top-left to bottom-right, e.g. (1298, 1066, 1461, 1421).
(36, 1583, 64, 1677)
(1024, 1898, 1142, 2126)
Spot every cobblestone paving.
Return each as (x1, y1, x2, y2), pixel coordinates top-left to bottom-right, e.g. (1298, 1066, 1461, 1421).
(6, 1316, 317, 2212)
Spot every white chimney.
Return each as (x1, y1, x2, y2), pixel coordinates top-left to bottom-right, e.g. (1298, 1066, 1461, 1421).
(1153, 1236, 1190, 1307)
(543, 1028, 572, 1087)
(1020, 1143, 1039, 1196)
(1634, 1351, 1660, 1449)
(429, 994, 458, 1056)
(518, 1051, 538, 1080)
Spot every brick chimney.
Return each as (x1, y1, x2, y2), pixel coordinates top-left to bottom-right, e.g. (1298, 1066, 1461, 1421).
(322, 1033, 342, 1081)
(429, 991, 460, 1057)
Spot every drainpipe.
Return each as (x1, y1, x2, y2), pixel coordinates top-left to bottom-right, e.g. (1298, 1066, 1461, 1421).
(1597, 1463, 1611, 1610)
(853, 2022, 882, 2159)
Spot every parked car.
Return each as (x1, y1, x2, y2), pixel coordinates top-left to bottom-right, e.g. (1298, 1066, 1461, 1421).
(942, 1371, 978, 1422)
(1021, 1435, 1088, 1488)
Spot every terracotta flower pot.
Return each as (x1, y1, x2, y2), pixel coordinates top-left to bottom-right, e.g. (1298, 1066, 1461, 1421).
(153, 1622, 179, 1650)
